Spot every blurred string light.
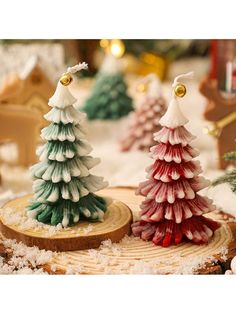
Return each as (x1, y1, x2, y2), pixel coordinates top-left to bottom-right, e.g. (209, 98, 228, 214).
(99, 39, 125, 58)
(110, 39, 125, 58)
(99, 39, 110, 53)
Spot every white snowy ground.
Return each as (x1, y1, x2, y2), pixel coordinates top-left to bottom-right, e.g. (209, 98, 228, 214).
(0, 66, 235, 218)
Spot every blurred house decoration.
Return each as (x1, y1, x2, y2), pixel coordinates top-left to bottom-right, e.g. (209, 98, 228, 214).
(0, 42, 65, 83)
(119, 73, 166, 152)
(0, 105, 40, 166)
(0, 55, 55, 129)
(200, 40, 236, 169)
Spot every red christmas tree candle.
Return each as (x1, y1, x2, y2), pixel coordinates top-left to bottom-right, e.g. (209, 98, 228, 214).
(132, 72, 220, 247)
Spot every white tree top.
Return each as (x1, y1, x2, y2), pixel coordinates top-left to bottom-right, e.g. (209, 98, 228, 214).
(99, 53, 121, 75)
(159, 72, 193, 128)
(49, 82, 77, 109)
(48, 62, 88, 109)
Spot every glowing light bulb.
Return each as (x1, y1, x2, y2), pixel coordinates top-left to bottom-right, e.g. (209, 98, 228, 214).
(110, 39, 125, 58)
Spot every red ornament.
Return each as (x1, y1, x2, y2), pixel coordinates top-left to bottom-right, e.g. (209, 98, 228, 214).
(131, 73, 220, 247)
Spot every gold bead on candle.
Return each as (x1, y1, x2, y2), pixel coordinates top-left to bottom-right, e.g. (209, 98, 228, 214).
(174, 83, 186, 98)
(60, 73, 73, 86)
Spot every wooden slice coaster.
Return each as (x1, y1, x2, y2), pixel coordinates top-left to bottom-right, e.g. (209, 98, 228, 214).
(45, 187, 236, 274)
(0, 193, 132, 251)
(1, 187, 236, 274)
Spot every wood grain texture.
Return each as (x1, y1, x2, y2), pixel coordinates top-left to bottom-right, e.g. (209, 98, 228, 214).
(1, 187, 236, 274)
(46, 187, 236, 274)
(0, 193, 132, 251)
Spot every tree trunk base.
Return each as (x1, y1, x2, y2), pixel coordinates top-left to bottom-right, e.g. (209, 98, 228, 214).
(0, 193, 132, 251)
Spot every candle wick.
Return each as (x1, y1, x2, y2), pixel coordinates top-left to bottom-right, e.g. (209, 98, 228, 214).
(172, 71, 194, 88)
(65, 62, 88, 75)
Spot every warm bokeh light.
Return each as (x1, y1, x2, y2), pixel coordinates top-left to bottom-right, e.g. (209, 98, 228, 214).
(142, 52, 156, 65)
(136, 82, 148, 93)
(202, 126, 210, 134)
(110, 39, 125, 58)
(99, 39, 109, 49)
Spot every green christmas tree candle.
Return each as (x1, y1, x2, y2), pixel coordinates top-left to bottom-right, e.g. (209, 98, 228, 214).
(83, 53, 133, 120)
(28, 63, 110, 227)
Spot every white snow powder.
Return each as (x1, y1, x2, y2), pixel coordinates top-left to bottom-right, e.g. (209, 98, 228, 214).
(0, 238, 54, 274)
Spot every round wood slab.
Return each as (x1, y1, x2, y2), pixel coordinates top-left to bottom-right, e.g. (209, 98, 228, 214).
(0, 194, 132, 251)
(1, 187, 236, 274)
(46, 187, 236, 274)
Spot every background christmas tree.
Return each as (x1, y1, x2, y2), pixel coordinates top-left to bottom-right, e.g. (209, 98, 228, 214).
(83, 53, 133, 120)
(213, 151, 236, 191)
(28, 63, 110, 227)
(132, 72, 220, 247)
(119, 74, 166, 152)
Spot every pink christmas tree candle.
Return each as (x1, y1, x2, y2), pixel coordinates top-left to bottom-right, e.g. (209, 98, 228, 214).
(119, 74, 166, 152)
(132, 72, 220, 247)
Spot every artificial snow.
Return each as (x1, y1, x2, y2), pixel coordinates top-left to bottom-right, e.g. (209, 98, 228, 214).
(0, 204, 98, 237)
(0, 205, 63, 236)
(83, 224, 94, 235)
(57, 235, 229, 275)
(229, 255, 236, 274)
(0, 78, 235, 274)
(0, 238, 54, 274)
(0, 208, 231, 274)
